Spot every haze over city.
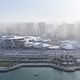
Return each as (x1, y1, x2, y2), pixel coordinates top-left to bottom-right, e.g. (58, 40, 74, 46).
(1, 1, 80, 80)
(0, 0, 80, 41)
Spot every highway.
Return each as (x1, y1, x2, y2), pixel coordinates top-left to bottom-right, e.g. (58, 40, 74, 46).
(0, 48, 80, 58)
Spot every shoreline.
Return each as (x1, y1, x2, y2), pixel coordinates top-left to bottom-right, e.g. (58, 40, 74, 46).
(0, 63, 78, 73)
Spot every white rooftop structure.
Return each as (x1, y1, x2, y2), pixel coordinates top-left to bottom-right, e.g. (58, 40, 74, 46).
(60, 40, 80, 49)
(0, 35, 25, 48)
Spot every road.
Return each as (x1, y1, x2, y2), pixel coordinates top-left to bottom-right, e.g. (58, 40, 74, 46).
(0, 48, 80, 57)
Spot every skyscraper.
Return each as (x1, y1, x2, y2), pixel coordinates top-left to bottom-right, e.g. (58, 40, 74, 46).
(66, 24, 76, 40)
(54, 23, 68, 40)
(38, 22, 46, 37)
(23, 22, 34, 36)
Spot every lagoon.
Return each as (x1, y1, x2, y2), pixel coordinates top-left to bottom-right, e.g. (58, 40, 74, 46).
(0, 67, 80, 80)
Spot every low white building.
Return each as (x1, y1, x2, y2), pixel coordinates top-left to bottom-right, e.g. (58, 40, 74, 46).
(60, 40, 80, 50)
(0, 35, 26, 48)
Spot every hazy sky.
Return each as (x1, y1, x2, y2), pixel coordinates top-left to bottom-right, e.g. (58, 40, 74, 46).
(0, 0, 80, 23)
